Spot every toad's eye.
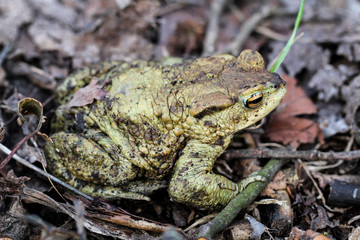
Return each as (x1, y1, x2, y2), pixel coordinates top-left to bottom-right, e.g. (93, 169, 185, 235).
(245, 92, 263, 109)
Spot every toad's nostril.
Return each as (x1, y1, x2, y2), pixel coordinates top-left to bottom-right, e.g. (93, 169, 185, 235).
(271, 72, 286, 86)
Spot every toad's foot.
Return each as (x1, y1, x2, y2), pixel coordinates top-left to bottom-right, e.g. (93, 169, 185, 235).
(168, 139, 240, 209)
(238, 175, 266, 192)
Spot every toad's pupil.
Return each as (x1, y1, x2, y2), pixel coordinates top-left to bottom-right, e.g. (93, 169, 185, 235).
(251, 95, 262, 103)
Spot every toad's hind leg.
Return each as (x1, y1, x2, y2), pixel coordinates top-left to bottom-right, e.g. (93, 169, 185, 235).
(45, 131, 153, 200)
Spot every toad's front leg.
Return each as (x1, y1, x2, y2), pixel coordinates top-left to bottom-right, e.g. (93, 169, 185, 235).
(168, 139, 241, 209)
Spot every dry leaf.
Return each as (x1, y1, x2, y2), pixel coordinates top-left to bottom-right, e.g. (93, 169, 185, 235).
(289, 227, 331, 240)
(268, 42, 330, 77)
(261, 171, 287, 198)
(157, 8, 206, 57)
(0, 118, 4, 143)
(0, 0, 32, 43)
(67, 77, 109, 108)
(18, 97, 44, 131)
(266, 75, 324, 148)
(28, 17, 75, 55)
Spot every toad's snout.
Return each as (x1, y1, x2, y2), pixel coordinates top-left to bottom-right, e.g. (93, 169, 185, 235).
(271, 72, 286, 87)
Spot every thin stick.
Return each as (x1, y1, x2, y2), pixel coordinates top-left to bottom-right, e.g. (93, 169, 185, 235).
(202, 0, 229, 56)
(0, 130, 38, 173)
(225, 148, 360, 162)
(0, 142, 93, 200)
(220, 5, 275, 55)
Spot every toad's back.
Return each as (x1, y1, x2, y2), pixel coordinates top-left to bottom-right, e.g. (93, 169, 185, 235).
(52, 62, 188, 179)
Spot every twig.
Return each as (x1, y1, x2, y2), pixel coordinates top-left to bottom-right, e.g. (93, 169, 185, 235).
(220, 5, 276, 56)
(10, 62, 56, 90)
(184, 213, 218, 232)
(0, 42, 12, 66)
(306, 160, 343, 172)
(0, 142, 93, 200)
(225, 148, 360, 161)
(0, 130, 38, 173)
(298, 159, 346, 213)
(202, 0, 229, 56)
(348, 215, 360, 225)
(197, 158, 289, 239)
(154, 2, 197, 17)
(255, 25, 288, 41)
(0, 114, 4, 143)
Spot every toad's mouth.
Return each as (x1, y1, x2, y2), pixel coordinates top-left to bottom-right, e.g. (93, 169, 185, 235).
(246, 118, 265, 130)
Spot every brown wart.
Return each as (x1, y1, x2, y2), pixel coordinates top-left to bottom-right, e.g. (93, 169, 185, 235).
(189, 91, 236, 117)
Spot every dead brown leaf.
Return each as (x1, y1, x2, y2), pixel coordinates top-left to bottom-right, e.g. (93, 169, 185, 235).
(28, 0, 77, 26)
(341, 74, 360, 125)
(266, 75, 324, 148)
(0, 170, 29, 194)
(261, 171, 287, 198)
(289, 227, 332, 240)
(0, 171, 30, 239)
(268, 43, 330, 77)
(28, 17, 76, 56)
(0, 0, 33, 44)
(72, 0, 159, 67)
(67, 77, 109, 108)
(157, 8, 206, 57)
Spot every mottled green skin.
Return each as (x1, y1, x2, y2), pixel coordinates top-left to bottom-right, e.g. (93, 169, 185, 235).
(45, 50, 286, 209)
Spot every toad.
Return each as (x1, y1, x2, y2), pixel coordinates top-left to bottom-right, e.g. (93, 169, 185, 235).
(44, 50, 286, 209)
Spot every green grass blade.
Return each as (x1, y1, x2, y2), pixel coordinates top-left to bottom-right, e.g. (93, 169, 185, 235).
(270, 0, 305, 72)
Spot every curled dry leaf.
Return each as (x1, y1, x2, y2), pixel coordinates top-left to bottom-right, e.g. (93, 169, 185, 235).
(0, 98, 49, 171)
(67, 77, 109, 108)
(266, 75, 324, 148)
(18, 97, 50, 141)
(18, 97, 44, 131)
